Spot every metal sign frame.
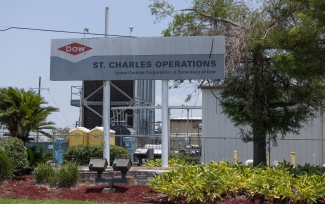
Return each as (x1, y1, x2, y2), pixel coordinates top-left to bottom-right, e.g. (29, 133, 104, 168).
(50, 36, 225, 81)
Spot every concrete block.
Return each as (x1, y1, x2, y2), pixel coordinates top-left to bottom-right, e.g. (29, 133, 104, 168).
(102, 188, 116, 193)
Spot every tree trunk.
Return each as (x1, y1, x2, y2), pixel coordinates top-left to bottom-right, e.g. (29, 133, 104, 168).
(253, 135, 266, 166)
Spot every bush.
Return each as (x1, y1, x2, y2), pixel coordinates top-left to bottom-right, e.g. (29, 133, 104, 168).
(34, 162, 79, 188)
(169, 153, 201, 165)
(110, 145, 132, 165)
(0, 149, 14, 181)
(143, 153, 201, 167)
(34, 163, 56, 185)
(27, 146, 53, 172)
(63, 144, 102, 165)
(57, 162, 79, 188)
(276, 160, 325, 177)
(0, 137, 29, 176)
(63, 144, 131, 165)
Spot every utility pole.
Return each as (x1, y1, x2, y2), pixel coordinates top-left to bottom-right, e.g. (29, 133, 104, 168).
(37, 76, 41, 142)
(30, 76, 49, 142)
(38, 76, 41, 96)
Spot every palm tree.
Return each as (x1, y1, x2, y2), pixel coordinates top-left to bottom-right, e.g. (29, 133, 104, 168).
(0, 87, 58, 143)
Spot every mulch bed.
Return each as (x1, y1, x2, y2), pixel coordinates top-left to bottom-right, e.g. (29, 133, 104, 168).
(5, 174, 325, 203)
(0, 174, 164, 203)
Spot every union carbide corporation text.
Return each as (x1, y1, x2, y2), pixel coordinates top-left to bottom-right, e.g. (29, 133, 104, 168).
(114, 70, 216, 75)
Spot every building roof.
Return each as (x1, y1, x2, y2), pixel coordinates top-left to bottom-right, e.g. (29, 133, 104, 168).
(89, 126, 116, 133)
(69, 127, 90, 133)
(170, 117, 202, 120)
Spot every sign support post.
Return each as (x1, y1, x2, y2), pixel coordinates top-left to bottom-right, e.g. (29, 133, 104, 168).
(103, 7, 111, 165)
(161, 80, 169, 167)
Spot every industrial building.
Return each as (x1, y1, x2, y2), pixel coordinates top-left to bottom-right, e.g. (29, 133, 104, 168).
(201, 86, 325, 166)
(71, 80, 155, 135)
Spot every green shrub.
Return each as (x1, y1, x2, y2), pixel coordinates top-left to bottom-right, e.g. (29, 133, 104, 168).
(34, 162, 79, 188)
(143, 153, 201, 167)
(63, 144, 102, 165)
(57, 162, 79, 188)
(47, 174, 58, 188)
(110, 145, 131, 165)
(0, 137, 29, 176)
(34, 163, 56, 184)
(27, 146, 53, 172)
(63, 144, 131, 165)
(169, 153, 201, 165)
(275, 160, 325, 177)
(0, 149, 14, 181)
(148, 161, 325, 203)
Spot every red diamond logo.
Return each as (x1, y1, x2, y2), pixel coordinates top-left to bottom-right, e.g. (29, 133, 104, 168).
(58, 42, 92, 55)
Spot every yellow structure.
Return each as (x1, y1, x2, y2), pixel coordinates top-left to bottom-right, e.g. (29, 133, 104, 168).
(68, 127, 90, 147)
(170, 117, 202, 134)
(233, 150, 238, 164)
(291, 152, 296, 168)
(88, 126, 116, 146)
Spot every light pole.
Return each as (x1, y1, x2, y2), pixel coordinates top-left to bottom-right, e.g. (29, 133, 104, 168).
(129, 26, 133, 36)
(84, 28, 89, 38)
(197, 122, 202, 156)
(197, 122, 202, 136)
(78, 87, 82, 127)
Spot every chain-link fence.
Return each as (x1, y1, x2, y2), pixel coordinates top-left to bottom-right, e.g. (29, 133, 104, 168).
(112, 134, 324, 166)
(200, 136, 324, 166)
(20, 133, 325, 166)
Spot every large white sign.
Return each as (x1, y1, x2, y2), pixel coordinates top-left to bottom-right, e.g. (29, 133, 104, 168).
(50, 36, 225, 80)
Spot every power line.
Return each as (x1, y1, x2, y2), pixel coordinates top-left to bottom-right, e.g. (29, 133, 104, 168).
(0, 71, 74, 127)
(0, 70, 38, 78)
(0, 26, 135, 38)
(47, 89, 72, 127)
(50, 112, 70, 128)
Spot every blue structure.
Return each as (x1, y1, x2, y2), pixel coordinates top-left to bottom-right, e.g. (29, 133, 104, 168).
(55, 138, 64, 164)
(123, 137, 133, 161)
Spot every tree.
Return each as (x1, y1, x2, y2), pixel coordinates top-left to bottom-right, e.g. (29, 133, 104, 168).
(0, 87, 58, 144)
(53, 127, 70, 142)
(149, 0, 325, 166)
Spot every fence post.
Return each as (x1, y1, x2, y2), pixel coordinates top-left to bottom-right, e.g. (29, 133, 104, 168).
(291, 152, 296, 168)
(266, 151, 269, 166)
(234, 150, 238, 164)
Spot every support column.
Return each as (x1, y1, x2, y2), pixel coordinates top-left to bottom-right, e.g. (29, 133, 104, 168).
(161, 80, 169, 167)
(103, 7, 111, 165)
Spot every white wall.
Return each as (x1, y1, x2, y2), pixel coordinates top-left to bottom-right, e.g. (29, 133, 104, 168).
(201, 87, 324, 166)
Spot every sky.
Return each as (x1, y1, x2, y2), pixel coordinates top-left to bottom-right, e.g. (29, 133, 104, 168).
(0, 0, 202, 130)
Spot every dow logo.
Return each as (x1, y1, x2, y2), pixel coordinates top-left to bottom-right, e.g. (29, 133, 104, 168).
(58, 42, 92, 56)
